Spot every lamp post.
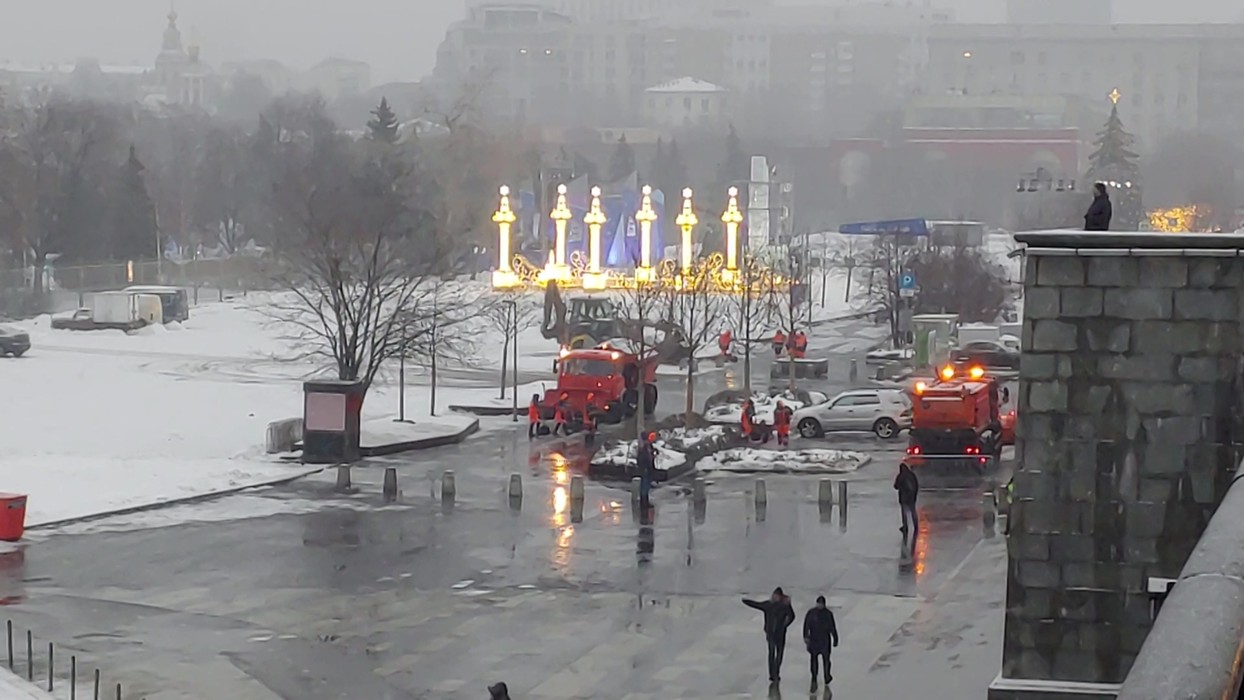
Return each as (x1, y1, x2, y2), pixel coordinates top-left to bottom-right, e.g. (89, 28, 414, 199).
(502, 298, 519, 421)
(635, 185, 658, 283)
(492, 185, 519, 289)
(722, 186, 744, 285)
(583, 186, 608, 290)
(676, 188, 698, 273)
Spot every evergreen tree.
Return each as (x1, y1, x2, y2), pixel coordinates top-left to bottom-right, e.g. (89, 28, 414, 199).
(110, 145, 159, 261)
(721, 123, 750, 184)
(367, 97, 400, 143)
(607, 134, 636, 184)
(1086, 98, 1144, 230)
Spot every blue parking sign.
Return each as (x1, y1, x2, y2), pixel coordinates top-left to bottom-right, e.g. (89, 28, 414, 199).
(900, 272, 916, 290)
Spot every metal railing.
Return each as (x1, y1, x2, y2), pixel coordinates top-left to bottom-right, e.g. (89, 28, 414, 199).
(2, 618, 129, 699)
(1116, 469, 1244, 700)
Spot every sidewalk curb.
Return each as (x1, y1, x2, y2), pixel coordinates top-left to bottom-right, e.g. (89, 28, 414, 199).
(359, 418, 480, 457)
(26, 467, 325, 531)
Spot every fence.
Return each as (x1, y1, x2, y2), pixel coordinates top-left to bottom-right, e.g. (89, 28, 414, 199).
(2, 618, 131, 699)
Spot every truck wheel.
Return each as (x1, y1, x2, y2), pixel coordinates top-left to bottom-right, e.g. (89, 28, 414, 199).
(643, 384, 658, 415)
(873, 418, 899, 440)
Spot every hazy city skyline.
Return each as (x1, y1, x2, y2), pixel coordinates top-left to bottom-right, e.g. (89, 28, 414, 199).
(0, 0, 1239, 85)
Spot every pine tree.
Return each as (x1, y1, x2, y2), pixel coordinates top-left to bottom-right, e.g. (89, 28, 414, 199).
(367, 97, 399, 143)
(110, 145, 159, 261)
(1086, 98, 1144, 230)
(606, 134, 636, 184)
(722, 124, 750, 184)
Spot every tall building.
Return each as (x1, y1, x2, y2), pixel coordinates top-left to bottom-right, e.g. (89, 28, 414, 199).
(152, 8, 211, 107)
(1006, 0, 1111, 25)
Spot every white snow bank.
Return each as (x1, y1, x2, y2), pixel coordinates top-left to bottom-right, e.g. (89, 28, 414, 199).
(591, 441, 688, 471)
(705, 391, 822, 426)
(361, 414, 477, 447)
(700, 448, 870, 475)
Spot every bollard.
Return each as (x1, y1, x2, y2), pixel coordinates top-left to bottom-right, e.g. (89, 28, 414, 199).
(692, 478, 706, 506)
(849, 358, 859, 384)
(755, 479, 767, 507)
(996, 485, 1009, 516)
(818, 479, 833, 507)
(94, 669, 99, 700)
(47, 642, 52, 692)
(569, 476, 585, 503)
(335, 465, 352, 491)
(6, 619, 11, 670)
(508, 474, 523, 508)
(441, 470, 456, 503)
(630, 477, 642, 503)
(383, 467, 399, 502)
(837, 480, 848, 509)
(982, 492, 997, 527)
(26, 630, 31, 681)
(71, 656, 76, 700)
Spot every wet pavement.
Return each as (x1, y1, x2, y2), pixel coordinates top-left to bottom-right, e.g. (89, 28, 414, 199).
(0, 324, 1012, 699)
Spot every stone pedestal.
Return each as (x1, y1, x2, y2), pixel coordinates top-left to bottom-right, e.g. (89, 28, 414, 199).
(990, 232, 1244, 698)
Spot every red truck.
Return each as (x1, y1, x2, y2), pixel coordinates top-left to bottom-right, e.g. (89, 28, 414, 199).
(541, 346, 660, 430)
(902, 365, 1014, 473)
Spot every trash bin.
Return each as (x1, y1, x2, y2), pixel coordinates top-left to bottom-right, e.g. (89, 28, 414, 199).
(0, 495, 28, 542)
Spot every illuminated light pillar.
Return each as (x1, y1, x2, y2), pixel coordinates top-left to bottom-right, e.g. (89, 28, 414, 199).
(491, 185, 519, 289)
(546, 183, 572, 282)
(721, 186, 744, 284)
(635, 185, 658, 283)
(583, 186, 608, 290)
(675, 187, 698, 273)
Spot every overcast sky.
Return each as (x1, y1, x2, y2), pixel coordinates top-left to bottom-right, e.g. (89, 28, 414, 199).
(0, 0, 1237, 84)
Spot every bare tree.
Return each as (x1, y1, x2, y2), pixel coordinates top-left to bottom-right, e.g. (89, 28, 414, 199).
(614, 280, 669, 439)
(483, 294, 540, 398)
(667, 261, 728, 420)
(909, 245, 1012, 323)
(266, 105, 465, 402)
(192, 124, 250, 254)
(856, 235, 908, 347)
(0, 98, 122, 294)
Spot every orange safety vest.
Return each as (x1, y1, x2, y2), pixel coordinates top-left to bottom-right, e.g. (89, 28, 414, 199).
(794, 332, 808, 351)
(774, 331, 787, 346)
(528, 402, 540, 423)
(555, 404, 566, 423)
(719, 330, 733, 351)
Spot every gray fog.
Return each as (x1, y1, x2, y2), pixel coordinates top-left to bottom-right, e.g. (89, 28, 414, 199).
(0, 0, 1238, 83)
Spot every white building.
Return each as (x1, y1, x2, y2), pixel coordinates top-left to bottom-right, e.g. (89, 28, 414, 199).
(643, 77, 728, 129)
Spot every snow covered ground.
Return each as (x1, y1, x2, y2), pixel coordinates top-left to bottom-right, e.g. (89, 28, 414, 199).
(699, 448, 870, 475)
(2, 294, 529, 528)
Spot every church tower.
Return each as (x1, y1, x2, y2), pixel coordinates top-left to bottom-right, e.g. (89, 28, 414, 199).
(154, 5, 189, 94)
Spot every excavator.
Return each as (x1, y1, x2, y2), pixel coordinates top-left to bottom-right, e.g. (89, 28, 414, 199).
(541, 281, 693, 367)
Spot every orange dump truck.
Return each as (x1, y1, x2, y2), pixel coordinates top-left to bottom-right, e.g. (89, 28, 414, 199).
(903, 365, 1013, 473)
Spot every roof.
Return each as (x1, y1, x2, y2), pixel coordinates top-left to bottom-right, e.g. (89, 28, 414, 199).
(645, 77, 726, 94)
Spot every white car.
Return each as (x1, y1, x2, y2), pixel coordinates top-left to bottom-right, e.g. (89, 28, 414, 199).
(793, 389, 912, 440)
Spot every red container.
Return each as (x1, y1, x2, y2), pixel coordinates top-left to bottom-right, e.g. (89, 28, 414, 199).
(0, 495, 28, 542)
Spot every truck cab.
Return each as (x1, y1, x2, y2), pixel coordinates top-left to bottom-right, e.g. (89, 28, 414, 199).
(543, 347, 658, 427)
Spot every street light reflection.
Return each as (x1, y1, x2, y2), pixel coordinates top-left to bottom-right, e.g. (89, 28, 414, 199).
(552, 485, 568, 528)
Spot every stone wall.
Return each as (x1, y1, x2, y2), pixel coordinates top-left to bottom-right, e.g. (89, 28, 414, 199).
(995, 233, 1244, 694)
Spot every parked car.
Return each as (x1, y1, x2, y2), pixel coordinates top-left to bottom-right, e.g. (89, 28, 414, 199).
(952, 340, 1020, 370)
(793, 389, 912, 440)
(0, 325, 30, 358)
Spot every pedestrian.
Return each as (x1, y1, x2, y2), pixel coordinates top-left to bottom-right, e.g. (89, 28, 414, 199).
(527, 394, 542, 440)
(774, 400, 793, 447)
(741, 398, 756, 442)
(743, 587, 796, 683)
(1084, 182, 1113, 231)
(718, 328, 734, 361)
(772, 329, 787, 357)
(895, 462, 920, 536)
(637, 432, 657, 509)
(553, 393, 569, 436)
(792, 330, 808, 360)
(803, 595, 839, 690)
(488, 681, 511, 700)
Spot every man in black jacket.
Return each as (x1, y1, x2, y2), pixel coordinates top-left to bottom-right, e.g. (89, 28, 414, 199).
(743, 587, 797, 682)
(1085, 182, 1113, 231)
(895, 463, 920, 536)
(803, 595, 839, 691)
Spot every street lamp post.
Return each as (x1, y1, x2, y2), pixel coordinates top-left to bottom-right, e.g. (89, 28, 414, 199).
(503, 298, 519, 422)
(542, 184, 572, 283)
(676, 188, 698, 273)
(492, 186, 519, 289)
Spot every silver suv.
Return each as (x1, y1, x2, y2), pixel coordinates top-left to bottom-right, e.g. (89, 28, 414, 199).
(793, 389, 912, 440)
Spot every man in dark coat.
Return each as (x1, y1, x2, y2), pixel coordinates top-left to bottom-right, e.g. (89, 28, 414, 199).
(895, 463, 920, 536)
(803, 595, 839, 690)
(488, 681, 511, 700)
(743, 587, 797, 682)
(1085, 182, 1113, 231)
(636, 432, 657, 509)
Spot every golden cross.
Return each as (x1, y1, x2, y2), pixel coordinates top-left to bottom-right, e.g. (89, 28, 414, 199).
(1109, 88, 1121, 105)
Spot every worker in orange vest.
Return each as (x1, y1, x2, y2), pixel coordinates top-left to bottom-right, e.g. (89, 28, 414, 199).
(528, 394, 542, 440)
(774, 400, 793, 447)
(773, 330, 787, 357)
(719, 329, 734, 359)
(741, 398, 756, 441)
(792, 330, 808, 360)
(553, 393, 570, 436)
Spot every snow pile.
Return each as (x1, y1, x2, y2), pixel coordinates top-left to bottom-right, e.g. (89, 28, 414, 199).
(657, 425, 729, 451)
(700, 448, 870, 475)
(591, 440, 688, 472)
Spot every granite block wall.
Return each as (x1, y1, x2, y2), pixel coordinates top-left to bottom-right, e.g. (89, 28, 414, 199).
(1002, 244, 1244, 687)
